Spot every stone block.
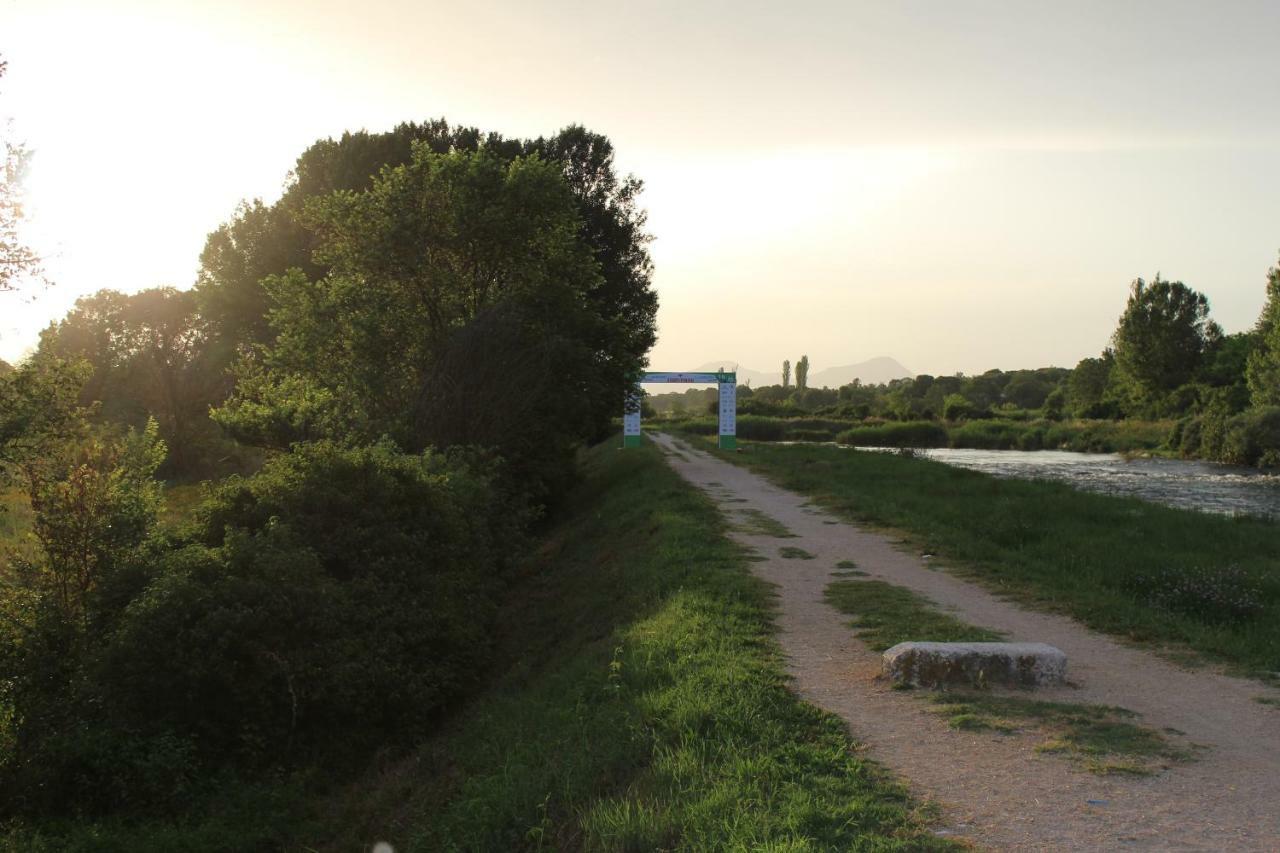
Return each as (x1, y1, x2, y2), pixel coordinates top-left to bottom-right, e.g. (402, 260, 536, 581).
(882, 641, 1067, 688)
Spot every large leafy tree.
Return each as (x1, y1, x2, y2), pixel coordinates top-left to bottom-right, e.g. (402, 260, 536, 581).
(1110, 275, 1221, 409)
(1066, 353, 1116, 418)
(215, 146, 618, 501)
(37, 288, 221, 474)
(194, 121, 655, 373)
(1246, 259, 1280, 407)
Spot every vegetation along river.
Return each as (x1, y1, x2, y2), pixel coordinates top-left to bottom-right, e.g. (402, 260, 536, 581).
(864, 447, 1280, 520)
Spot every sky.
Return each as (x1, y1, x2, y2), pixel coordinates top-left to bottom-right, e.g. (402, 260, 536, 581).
(2, 0, 1278, 376)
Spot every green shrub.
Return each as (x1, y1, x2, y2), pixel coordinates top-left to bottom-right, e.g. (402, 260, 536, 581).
(1, 441, 526, 817)
(1220, 407, 1280, 467)
(949, 419, 1030, 450)
(837, 421, 948, 448)
(736, 415, 788, 441)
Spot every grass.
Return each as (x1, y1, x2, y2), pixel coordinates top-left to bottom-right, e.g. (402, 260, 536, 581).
(832, 559, 869, 577)
(1256, 696, 1280, 709)
(1, 483, 205, 556)
(838, 421, 949, 448)
(779, 545, 816, 559)
(825, 579, 1005, 651)
(728, 507, 796, 537)
(929, 694, 1190, 775)
(158, 483, 205, 529)
(699, 439, 1280, 677)
(0, 485, 37, 565)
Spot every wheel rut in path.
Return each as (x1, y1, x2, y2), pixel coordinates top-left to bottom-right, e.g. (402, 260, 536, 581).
(651, 433, 1280, 851)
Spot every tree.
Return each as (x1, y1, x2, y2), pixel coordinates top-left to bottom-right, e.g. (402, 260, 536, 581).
(782, 359, 791, 388)
(1, 58, 45, 292)
(194, 121, 656, 401)
(1111, 275, 1221, 410)
(1246, 259, 1280, 407)
(214, 146, 619, 503)
(796, 355, 810, 391)
(38, 288, 222, 475)
(1003, 371, 1052, 410)
(1066, 353, 1115, 418)
(0, 355, 91, 466)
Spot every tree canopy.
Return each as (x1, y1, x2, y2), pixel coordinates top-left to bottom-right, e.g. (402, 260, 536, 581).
(1111, 275, 1222, 408)
(1246, 260, 1280, 407)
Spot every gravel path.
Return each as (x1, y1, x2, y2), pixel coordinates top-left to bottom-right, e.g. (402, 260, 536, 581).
(652, 433, 1280, 851)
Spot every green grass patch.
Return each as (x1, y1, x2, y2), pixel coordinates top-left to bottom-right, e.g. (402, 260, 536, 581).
(824, 580, 1004, 651)
(929, 694, 1189, 775)
(836, 559, 859, 569)
(1256, 696, 1280, 709)
(779, 545, 816, 560)
(729, 507, 796, 537)
(0, 485, 37, 565)
(703, 439, 1280, 676)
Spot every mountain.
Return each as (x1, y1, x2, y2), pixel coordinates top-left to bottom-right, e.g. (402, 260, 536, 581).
(690, 357, 912, 388)
(810, 357, 912, 388)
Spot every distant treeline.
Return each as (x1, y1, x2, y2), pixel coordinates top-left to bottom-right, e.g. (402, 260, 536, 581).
(654, 270, 1280, 467)
(0, 119, 657, 832)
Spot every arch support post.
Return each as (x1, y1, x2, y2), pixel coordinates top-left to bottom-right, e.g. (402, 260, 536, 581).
(717, 376, 737, 449)
(622, 384, 643, 448)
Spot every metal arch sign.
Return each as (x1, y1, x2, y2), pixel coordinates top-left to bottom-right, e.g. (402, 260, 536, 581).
(623, 371, 736, 449)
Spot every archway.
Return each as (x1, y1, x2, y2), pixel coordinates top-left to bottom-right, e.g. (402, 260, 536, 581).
(623, 371, 737, 449)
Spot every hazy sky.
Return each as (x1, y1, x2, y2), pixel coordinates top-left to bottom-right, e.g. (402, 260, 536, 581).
(3, 0, 1278, 376)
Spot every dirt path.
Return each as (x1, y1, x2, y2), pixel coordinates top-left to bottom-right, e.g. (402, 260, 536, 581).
(652, 433, 1280, 851)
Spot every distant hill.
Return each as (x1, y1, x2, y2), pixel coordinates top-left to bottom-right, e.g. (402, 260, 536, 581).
(690, 357, 912, 388)
(810, 357, 912, 388)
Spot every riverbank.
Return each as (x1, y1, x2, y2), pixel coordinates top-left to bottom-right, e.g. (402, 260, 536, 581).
(667, 414, 1173, 454)
(682, 436, 1280, 678)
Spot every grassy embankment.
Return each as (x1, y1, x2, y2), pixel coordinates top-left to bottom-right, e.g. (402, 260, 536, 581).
(687, 438, 1280, 678)
(312, 439, 953, 851)
(670, 414, 1171, 453)
(2, 442, 955, 851)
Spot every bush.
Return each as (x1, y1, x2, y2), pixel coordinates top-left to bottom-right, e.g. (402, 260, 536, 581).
(1, 441, 526, 816)
(1219, 407, 1280, 467)
(949, 420, 1035, 450)
(837, 421, 947, 448)
(736, 415, 788, 441)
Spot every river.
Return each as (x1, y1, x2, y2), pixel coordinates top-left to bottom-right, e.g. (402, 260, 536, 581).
(863, 447, 1280, 520)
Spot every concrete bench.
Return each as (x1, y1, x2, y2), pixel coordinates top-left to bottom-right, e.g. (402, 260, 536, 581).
(883, 641, 1067, 688)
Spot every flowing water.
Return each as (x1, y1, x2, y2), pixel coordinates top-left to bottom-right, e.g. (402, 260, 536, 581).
(862, 447, 1280, 520)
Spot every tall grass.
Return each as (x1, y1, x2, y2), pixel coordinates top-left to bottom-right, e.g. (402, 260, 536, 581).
(0, 486, 37, 565)
(837, 421, 949, 448)
(706, 440, 1280, 676)
(949, 419, 1170, 453)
